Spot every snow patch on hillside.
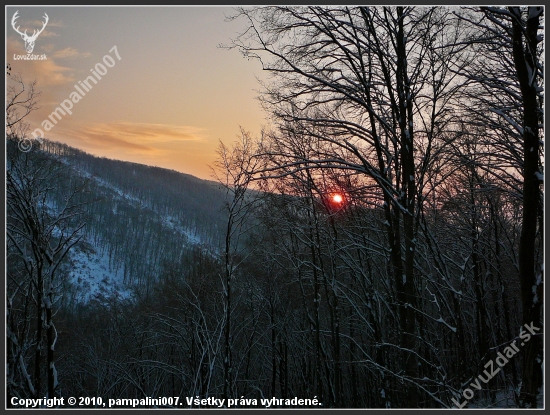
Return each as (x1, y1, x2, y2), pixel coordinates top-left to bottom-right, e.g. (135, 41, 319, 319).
(63, 240, 133, 304)
(65, 160, 211, 249)
(163, 215, 202, 245)
(94, 176, 152, 209)
(466, 387, 544, 408)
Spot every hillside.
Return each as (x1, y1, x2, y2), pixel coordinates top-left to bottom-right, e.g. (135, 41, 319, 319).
(8, 138, 229, 304)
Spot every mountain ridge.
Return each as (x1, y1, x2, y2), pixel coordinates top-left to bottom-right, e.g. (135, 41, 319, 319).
(9, 138, 230, 304)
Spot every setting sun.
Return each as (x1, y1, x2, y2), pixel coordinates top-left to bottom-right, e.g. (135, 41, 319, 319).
(332, 194, 343, 204)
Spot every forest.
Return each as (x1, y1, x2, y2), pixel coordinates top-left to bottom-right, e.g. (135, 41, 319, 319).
(6, 6, 544, 409)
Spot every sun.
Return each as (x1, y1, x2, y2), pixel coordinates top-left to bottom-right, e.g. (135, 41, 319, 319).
(332, 193, 343, 204)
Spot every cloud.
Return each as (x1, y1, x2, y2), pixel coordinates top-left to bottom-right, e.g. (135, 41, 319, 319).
(52, 47, 91, 59)
(8, 45, 75, 88)
(40, 43, 56, 53)
(102, 122, 205, 142)
(36, 59, 76, 85)
(18, 57, 76, 87)
(58, 122, 206, 154)
(7, 39, 91, 88)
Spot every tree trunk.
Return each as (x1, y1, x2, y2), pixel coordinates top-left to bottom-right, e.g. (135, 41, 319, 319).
(509, 6, 543, 408)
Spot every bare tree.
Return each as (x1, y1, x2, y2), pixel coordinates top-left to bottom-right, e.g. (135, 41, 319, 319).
(211, 129, 262, 401)
(227, 6, 471, 406)
(455, 7, 544, 407)
(6, 73, 86, 401)
(7, 143, 87, 400)
(6, 71, 41, 152)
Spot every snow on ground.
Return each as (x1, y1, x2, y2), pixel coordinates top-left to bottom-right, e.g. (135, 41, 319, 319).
(63, 240, 133, 304)
(54, 160, 215, 302)
(64, 160, 209, 248)
(163, 214, 202, 245)
(94, 176, 152, 209)
(467, 388, 544, 409)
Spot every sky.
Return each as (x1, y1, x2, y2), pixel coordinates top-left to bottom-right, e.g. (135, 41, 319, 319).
(6, 6, 269, 180)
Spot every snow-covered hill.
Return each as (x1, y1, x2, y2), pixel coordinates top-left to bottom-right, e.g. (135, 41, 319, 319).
(35, 140, 228, 304)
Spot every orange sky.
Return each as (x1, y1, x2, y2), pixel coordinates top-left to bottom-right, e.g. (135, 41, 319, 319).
(6, 6, 268, 180)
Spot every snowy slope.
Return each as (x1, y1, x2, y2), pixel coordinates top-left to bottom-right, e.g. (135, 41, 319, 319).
(45, 149, 226, 304)
(62, 239, 133, 304)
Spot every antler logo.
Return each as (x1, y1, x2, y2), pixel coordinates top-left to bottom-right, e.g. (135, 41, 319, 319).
(11, 10, 49, 54)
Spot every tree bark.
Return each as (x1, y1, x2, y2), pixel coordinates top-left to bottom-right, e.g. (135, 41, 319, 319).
(509, 6, 543, 408)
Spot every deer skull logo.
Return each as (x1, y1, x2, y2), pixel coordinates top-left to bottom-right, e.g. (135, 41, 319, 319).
(11, 11, 49, 54)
